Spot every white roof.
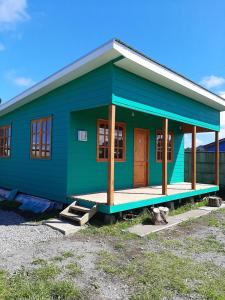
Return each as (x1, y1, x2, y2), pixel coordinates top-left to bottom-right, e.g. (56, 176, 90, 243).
(1, 38, 225, 117)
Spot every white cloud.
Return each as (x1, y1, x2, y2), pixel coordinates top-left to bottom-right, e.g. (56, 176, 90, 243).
(6, 70, 35, 87)
(184, 134, 207, 148)
(13, 76, 34, 87)
(0, 0, 30, 30)
(200, 75, 225, 89)
(0, 42, 5, 51)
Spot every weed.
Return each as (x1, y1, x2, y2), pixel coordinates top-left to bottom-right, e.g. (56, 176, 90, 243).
(49, 280, 81, 299)
(114, 242, 125, 250)
(61, 250, 74, 258)
(31, 258, 47, 266)
(31, 264, 60, 280)
(97, 250, 120, 274)
(66, 263, 82, 277)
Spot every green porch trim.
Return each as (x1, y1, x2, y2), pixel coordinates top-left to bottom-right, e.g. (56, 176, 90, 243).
(112, 95, 220, 132)
(97, 186, 219, 214)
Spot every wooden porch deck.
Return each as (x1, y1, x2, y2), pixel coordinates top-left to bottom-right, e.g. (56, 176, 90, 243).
(73, 182, 218, 209)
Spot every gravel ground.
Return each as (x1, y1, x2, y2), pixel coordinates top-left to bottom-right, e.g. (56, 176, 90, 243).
(0, 210, 62, 258)
(1, 208, 225, 299)
(0, 209, 130, 299)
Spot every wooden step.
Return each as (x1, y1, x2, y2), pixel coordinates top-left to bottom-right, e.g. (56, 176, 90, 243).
(69, 205, 90, 214)
(60, 212, 82, 223)
(59, 201, 97, 226)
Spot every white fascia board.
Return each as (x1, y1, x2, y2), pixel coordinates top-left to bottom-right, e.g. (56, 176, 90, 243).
(112, 40, 225, 111)
(0, 39, 118, 117)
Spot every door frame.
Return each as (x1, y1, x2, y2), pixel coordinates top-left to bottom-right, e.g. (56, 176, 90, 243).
(133, 128, 150, 187)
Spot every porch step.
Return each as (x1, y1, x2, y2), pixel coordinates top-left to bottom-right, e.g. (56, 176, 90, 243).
(60, 212, 83, 222)
(59, 201, 97, 226)
(69, 205, 90, 213)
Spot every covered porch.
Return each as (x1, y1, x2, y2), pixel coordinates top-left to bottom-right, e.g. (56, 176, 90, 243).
(107, 104, 219, 205)
(73, 182, 219, 214)
(70, 103, 220, 214)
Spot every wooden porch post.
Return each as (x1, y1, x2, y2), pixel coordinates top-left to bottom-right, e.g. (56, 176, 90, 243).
(192, 125, 196, 190)
(162, 118, 168, 195)
(215, 131, 219, 186)
(107, 104, 116, 205)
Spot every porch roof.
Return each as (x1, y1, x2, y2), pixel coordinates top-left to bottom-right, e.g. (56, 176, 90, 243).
(1, 39, 225, 118)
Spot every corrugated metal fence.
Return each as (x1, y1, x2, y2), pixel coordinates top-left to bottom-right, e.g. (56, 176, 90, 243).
(185, 152, 225, 188)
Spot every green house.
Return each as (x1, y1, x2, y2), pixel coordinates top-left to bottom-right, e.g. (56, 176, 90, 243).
(0, 39, 224, 216)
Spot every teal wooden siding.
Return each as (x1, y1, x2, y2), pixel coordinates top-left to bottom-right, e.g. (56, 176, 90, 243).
(67, 106, 184, 196)
(0, 64, 113, 202)
(112, 66, 220, 131)
(0, 61, 221, 204)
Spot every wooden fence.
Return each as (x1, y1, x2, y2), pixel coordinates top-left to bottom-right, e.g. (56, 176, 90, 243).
(185, 152, 225, 188)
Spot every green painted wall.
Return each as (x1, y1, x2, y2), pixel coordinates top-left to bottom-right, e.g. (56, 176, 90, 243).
(112, 66, 220, 131)
(0, 61, 220, 203)
(67, 106, 184, 195)
(0, 64, 113, 202)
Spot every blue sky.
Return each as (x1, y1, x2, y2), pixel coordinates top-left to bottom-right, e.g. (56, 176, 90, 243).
(0, 0, 225, 147)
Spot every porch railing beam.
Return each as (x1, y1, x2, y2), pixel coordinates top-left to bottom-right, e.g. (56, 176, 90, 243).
(215, 131, 219, 186)
(107, 104, 116, 206)
(162, 118, 168, 195)
(192, 125, 196, 190)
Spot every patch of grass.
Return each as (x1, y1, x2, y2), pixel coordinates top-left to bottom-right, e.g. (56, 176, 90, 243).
(49, 280, 81, 299)
(97, 250, 120, 274)
(84, 211, 149, 239)
(199, 210, 225, 230)
(66, 263, 82, 277)
(170, 198, 208, 216)
(0, 267, 82, 300)
(31, 264, 60, 280)
(61, 250, 74, 258)
(0, 270, 9, 299)
(98, 248, 225, 299)
(114, 242, 125, 250)
(147, 232, 159, 240)
(52, 250, 75, 262)
(31, 258, 47, 266)
(162, 235, 225, 254)
(52, 255, 65, 262)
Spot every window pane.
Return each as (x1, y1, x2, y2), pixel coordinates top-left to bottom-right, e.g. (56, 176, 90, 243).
(42, 132, 46, 144)
(99, 135, 104, 146)
(105, 148, 108, 159)
(118, 136, 123, 147)
(99, 126, 104, 135)
(99, 148, 105, 158)
(32, 122, 36, 133)
(105, 125, 108, 136)
(98, 121, 125, 161)
(37, 121, 40, 133)
(118, 148, 123, 159)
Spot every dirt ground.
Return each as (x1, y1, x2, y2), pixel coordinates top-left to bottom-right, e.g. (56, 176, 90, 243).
(1, 208, 225, 299)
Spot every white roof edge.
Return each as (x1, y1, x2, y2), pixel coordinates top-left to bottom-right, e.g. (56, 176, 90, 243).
(1, 38, 225, 116)
(112, 40, 225, 111)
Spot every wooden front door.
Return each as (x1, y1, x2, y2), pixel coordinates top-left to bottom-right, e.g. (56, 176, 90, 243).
(134, 128, 149, 187)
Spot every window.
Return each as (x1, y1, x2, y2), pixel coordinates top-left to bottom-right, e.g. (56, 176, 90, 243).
(156, 130, 173, 162)
(97, 120, 126, 162)
(31, 117, 52, 159)
(0, 125, 11, 158)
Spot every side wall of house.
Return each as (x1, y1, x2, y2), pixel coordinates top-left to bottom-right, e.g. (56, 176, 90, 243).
(67, 106, 184, 195)
(112, 66, 220, 131)
(0, 64, 112, 202)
